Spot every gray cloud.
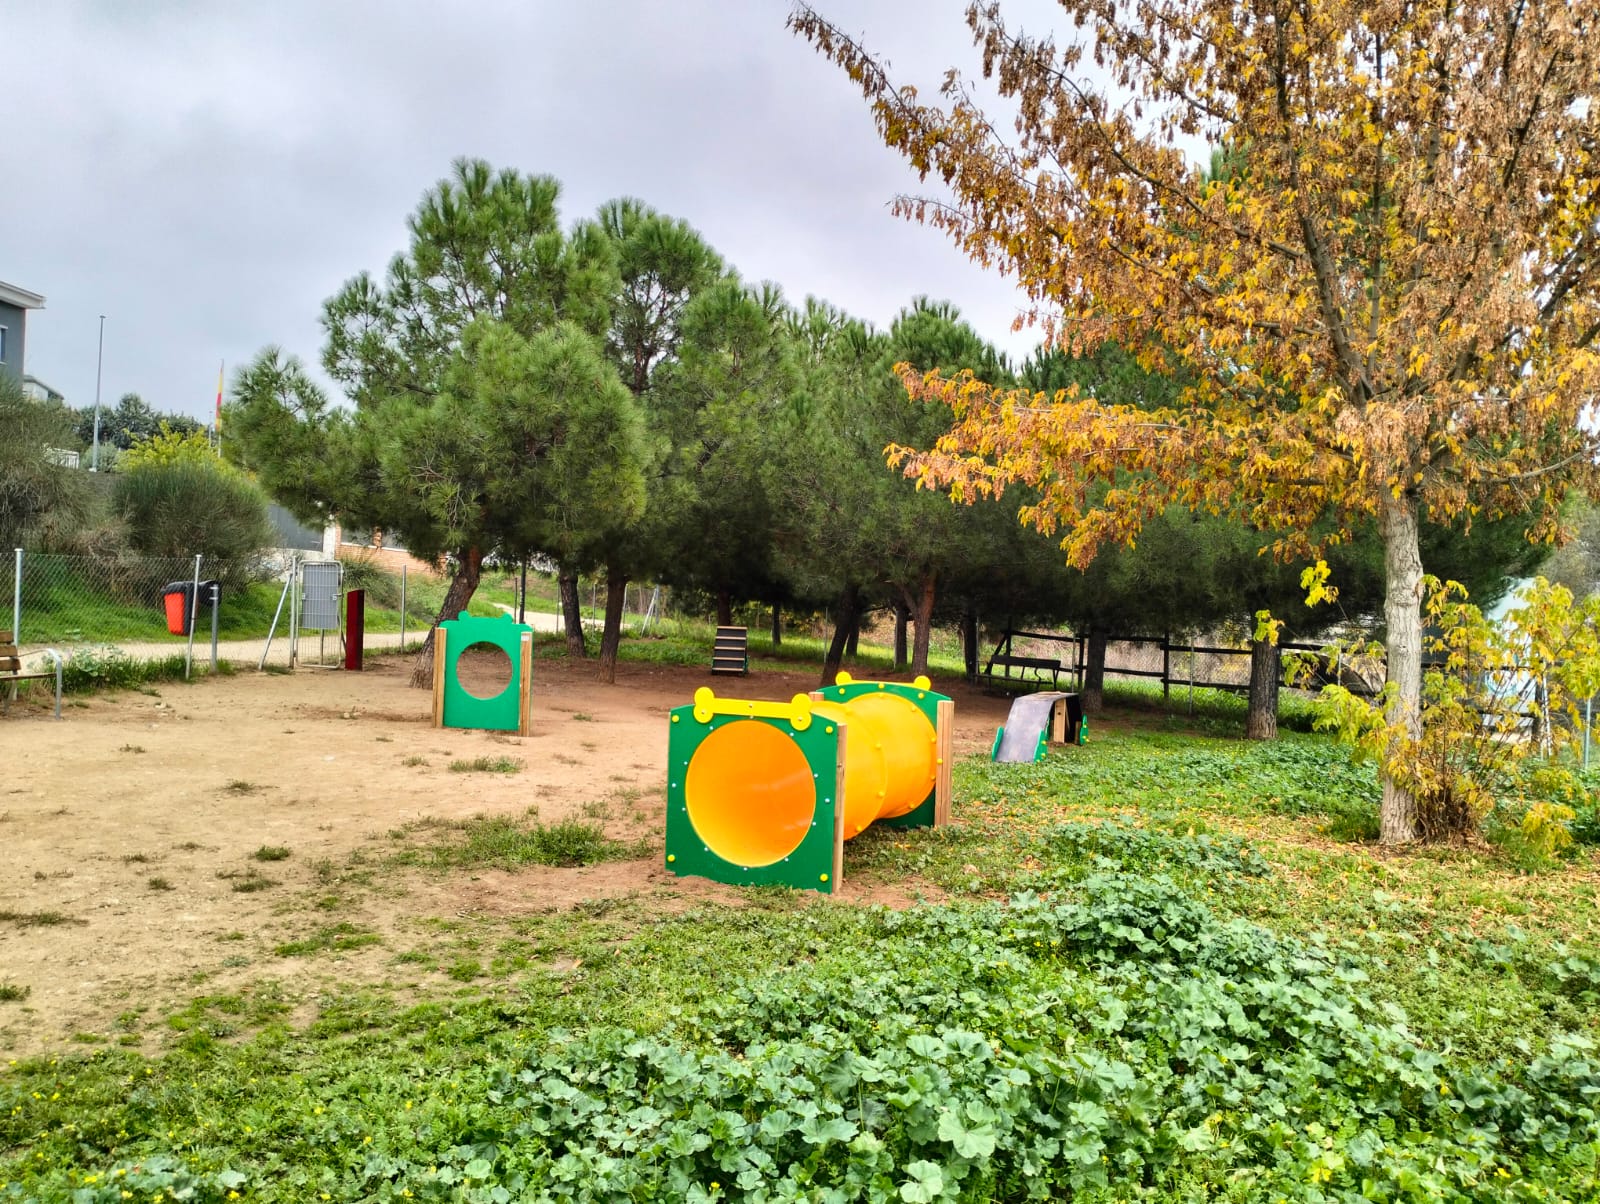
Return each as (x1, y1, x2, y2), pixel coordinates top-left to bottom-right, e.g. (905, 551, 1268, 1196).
(5, 1, 1062, 420)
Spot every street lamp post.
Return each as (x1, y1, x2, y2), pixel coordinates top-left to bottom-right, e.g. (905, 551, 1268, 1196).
(90, 315, 106, 471)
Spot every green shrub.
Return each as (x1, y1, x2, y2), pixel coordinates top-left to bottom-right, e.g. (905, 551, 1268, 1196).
(112, 458, 274, 588)
(58, 646, 190, 693)
(336, 553, 405, 609)
(0, 374, 92, 549)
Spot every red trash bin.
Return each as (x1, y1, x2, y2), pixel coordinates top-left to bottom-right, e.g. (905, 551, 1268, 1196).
(162, 583, 192, 635)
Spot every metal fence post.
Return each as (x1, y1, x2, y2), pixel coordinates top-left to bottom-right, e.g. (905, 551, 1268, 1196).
(289, 561, 299, 667)
(11, 548, 20, 642)
(210, 579, 220, 670)
(1586, 695, 1593, 771)
(184, 554, 202, 679)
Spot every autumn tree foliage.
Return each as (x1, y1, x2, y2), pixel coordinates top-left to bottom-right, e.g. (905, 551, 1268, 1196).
(793, 0, 1600, 842)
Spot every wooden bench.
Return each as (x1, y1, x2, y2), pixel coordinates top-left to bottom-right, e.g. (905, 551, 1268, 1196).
(711, 625, 749, 676)
(982, 652, 1063, 690)
(1, 631, 65, 719)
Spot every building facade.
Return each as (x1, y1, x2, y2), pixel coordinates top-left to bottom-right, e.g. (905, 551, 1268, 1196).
(0, 280, 46, 382)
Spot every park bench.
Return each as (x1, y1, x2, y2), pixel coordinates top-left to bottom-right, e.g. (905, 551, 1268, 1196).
(1, 631, 65, 719)
(982, 652, 1064, 691)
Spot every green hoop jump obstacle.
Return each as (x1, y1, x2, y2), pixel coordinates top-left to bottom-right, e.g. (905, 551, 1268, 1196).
(430, 614, 535, 735)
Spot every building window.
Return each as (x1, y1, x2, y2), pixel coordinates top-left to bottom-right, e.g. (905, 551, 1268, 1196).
(340, 525, 407, 552)
(0, 327, 8, 364)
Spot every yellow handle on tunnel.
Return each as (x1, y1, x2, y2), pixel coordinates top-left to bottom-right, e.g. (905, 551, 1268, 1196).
(692, 686, 813, 731)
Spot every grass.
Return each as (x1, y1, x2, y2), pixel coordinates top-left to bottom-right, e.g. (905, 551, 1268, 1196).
(146, 876, 173, 892)
(273, 923, 381, 958)
(447, 755, 523, 774)
(0, 982, 29, 1003)
(250, 845, 291, 862)
(215, 869, 278, 893)
(4, 685, 1599, 1199)
(393, 808, 638, 870)
(0, 910, 83, 928)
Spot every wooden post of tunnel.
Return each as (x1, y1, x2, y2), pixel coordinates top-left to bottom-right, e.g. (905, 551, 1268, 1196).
(517, 629, 534, 737)
(934, 698, 954, 827)
(431, 626, 448, 728)
(831, 723, 848, 890)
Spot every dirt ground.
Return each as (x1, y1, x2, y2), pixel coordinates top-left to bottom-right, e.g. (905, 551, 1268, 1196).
(0, 652, 1015, 1056)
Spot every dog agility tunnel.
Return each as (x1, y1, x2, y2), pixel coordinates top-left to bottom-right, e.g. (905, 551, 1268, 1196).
(665, 673, 954, 893)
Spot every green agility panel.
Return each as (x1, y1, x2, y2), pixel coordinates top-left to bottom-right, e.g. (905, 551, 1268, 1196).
(433, 614, 535, 734)
(665, 690, 847, 893)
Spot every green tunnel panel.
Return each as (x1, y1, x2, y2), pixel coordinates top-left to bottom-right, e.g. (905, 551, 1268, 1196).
(440, 614, 531, 732)
(823, 677, 948, 829)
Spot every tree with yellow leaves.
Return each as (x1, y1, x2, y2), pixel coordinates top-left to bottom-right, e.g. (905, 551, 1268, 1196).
(793, 0, 1600, 842)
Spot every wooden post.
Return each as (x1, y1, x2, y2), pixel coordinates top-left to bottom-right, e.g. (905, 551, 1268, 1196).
(431, 626, 448, 727)
(1162, 634, 1170, 704)
(831, 723, 848, 891)
(934, 698, 955, 827)
(517, 629, 534, 737)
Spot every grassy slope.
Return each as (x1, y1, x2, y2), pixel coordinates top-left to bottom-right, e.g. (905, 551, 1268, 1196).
(4, 647, 1599, 1202)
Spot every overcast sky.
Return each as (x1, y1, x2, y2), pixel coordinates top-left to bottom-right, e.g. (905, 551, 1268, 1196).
(4, 0, 1071, 422)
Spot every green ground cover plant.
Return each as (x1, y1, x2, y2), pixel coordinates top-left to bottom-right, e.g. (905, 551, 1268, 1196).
(3, 700, 1597, 1202)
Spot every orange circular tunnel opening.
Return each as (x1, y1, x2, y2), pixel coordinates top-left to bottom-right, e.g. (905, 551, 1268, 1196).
(685, 721, 816, 867)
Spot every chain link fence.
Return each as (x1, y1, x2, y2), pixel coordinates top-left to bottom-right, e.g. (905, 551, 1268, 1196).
(4, 549, 671, 684)
(5, 549, 392, 678)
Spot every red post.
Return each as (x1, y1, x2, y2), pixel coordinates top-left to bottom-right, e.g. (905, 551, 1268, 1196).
(344, 589, 365, 671)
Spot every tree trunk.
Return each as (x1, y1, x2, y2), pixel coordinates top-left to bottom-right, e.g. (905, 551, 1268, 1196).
(408, 545, 483, 688)
(1083, 629, 1108, 714)
(1380, 495, 1425, 843)
(558, 568, 587, 657)
(892, 600, 909, 670)
(597, 570, 628, 684)
(770, 603, 781, 646)
(962, 608, 979, 682)
(716, 588, 733, 627)
(909, 573, 936, 678)
(821, 583, 860, 686)
(1245, 635, 1280, 741)
(845, 617, 860, 658)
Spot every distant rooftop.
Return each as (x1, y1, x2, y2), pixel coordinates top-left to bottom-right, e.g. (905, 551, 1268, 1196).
(22, 374, 65, 403)
(0, 280, 45, 309)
